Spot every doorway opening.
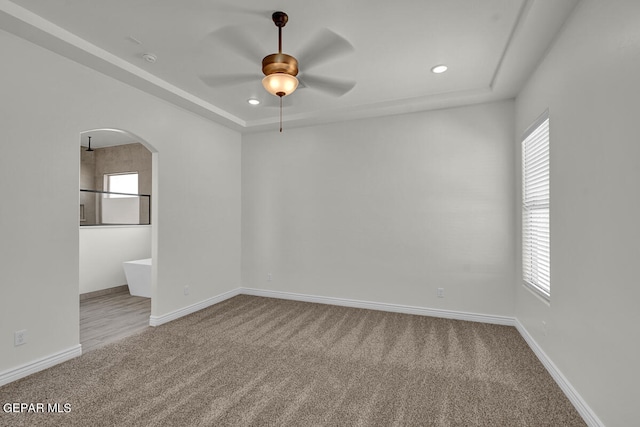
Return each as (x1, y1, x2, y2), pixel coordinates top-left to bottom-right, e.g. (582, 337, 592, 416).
(78, 128, 157, 352)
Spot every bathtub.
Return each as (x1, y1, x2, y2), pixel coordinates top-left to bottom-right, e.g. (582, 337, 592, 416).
(122, 258, 152, 298)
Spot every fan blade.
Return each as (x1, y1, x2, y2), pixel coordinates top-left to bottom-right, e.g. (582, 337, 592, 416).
(299, 74, 356, 97)
(208, 25, 264, 65)
(297, 28, 354, 71)
(215, 3, 272, 18)
(200, 74, 259, 88)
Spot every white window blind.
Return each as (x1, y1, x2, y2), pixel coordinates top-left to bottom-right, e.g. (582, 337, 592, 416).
(522, 112, 550, 299)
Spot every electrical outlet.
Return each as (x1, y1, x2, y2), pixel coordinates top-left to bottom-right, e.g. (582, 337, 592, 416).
(14, 330, 27, 346)
(184, 285, 190, 296)
(267, 273, 272, 282)
(542, 321, 547, 336)
(437, 288, 444, 298)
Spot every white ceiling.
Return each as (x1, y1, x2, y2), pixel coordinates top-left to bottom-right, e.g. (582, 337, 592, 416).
(1, 0, 579, 133)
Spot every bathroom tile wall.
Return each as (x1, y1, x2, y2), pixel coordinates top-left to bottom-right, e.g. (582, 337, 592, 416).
(80, 143, 152, 225)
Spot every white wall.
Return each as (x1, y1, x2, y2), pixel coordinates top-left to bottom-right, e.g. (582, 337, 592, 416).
(515, 1, 640, 425)
(0, 29, 241, 373)
(79, 226, 151, 294)
(243, 101, 516, 316)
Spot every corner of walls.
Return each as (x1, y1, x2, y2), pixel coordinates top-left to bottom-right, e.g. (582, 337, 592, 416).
(0, 26, 242, 384)
(149, 287, 241, 327)
(514, 319, 604, 427)
(514, 1, 640, 425)
(241, 101, 517, 318)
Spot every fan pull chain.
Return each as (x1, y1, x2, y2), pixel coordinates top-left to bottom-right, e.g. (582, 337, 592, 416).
(280, 96, 283, 132)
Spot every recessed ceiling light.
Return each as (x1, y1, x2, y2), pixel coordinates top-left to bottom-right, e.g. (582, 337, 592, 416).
(431, 64, 448, 74)
(247, 98, 260, 106)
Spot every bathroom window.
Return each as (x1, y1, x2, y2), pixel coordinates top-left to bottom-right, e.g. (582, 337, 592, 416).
(104, 172, 138, 198)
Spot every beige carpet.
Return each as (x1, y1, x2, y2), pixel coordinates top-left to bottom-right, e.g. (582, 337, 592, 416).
(0, 295, 585, 426)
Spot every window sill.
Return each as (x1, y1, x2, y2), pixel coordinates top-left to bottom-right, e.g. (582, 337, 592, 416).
(523, 282, 551, 306)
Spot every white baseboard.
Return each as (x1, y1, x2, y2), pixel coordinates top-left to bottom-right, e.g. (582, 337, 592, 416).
(240, 287, 516, 326)
(514, 320, 604, 427)
(0, 344, 82, 387)
(148, 287, 241, 327)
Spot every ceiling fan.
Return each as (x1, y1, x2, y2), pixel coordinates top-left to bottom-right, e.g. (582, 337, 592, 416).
(202, 11, 356, 131)
(261, 11, 299, 99)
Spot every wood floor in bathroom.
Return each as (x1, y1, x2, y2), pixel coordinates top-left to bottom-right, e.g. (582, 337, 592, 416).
(80, 289, 151, 353)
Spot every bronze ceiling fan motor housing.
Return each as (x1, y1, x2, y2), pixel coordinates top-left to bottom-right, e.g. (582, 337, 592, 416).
(262, 11, 299, 79)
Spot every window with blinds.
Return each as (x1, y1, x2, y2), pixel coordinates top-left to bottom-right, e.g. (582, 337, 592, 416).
(522, 111, 550, 300)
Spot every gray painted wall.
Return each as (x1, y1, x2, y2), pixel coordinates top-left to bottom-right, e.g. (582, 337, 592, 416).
(0, 28, 241, 372)
(515, 1, 640, 425)
(242, 101, 516, 317)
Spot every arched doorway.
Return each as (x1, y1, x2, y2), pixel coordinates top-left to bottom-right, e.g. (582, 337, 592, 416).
(78, 128, 158, 352)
